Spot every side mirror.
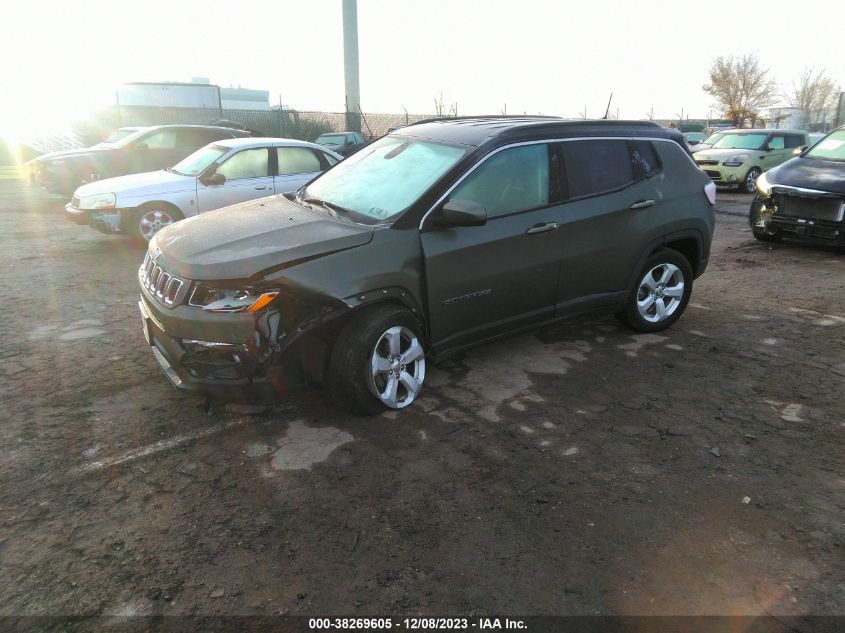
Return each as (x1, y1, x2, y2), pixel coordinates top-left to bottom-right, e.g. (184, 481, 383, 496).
(135, 142, 149, 152)
(441, 199, 487, 227)
(200, 171, 225, 186)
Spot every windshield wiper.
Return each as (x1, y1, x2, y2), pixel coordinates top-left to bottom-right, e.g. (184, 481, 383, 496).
(303, 195, 352, 217)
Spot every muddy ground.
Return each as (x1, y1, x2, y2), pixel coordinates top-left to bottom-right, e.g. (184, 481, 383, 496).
(0, 172, 843, 621)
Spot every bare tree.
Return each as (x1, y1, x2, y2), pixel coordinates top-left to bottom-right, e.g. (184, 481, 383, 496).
(785, 68, 840, 129)
(703, 53, 779, 127)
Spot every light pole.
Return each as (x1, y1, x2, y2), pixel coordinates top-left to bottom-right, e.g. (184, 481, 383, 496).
(342, 0, 361, 133)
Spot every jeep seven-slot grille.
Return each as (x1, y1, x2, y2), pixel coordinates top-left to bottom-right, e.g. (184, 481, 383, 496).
(139, 251, 189, 308)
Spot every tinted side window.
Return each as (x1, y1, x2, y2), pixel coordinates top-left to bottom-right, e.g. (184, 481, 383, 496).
(178, 128, 221, 148)
(322, 152, 339, 166)
(217, 148, 269, 180)
(562, 140, 633, 199)
(629, 141, 661, 180)
(277, 147, 321, 175)
(768, 135, 785, 150)
(784, 134, 804, 149)
(138, 129, 178, 149)
(449, 144, 550, 218)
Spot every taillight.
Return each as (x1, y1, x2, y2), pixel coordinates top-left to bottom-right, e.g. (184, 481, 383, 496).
(704, 181, 717, 205)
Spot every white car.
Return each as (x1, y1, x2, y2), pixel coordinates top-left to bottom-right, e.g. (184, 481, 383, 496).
(65, 138, 343, 242)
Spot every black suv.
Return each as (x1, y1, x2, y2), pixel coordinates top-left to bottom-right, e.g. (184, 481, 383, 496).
(30, 124, 251, 195)
(750, 126, 845, 246)
(138, 117, 715, 413)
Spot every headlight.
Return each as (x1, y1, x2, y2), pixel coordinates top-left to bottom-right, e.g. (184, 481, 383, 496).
(77, 192, 116, 209)
(755, 171, 772, 196)
(722, 154, 748, 167)
(188, 285, 279, 313)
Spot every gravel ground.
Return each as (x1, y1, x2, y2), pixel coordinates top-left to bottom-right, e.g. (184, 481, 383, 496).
(0, 174, 843, 620)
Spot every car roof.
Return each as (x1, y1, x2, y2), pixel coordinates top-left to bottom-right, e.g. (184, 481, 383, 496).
(143, 124, 248, 134)
(724, 128, 806, 134)
(210, 137, 336, 150)
(393, 116, 683, 147)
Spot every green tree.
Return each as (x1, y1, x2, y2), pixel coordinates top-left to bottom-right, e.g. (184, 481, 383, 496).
(703, 53, 779, 127)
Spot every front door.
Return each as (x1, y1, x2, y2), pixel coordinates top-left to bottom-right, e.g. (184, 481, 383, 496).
(421, 143, 559, 353)
(197, 147, 274, 213)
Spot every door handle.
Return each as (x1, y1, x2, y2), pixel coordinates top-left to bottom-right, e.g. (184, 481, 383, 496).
(525, 222, 559, 235)
(629, 199, 655, 209)
(255, 185, 267, 190)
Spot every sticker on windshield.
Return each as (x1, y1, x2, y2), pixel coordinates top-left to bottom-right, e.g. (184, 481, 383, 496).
(817, 139, 844, 151)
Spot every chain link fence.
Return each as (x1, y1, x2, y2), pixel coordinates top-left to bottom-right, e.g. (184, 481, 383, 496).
(70, 106, 436, 146)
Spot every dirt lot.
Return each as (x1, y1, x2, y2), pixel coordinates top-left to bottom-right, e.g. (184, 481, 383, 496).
(0, 172, 843, 621)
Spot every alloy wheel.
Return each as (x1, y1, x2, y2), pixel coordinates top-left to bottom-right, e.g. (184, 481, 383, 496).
(139, 209, 176, 242)
(368, 326, 425, 409)
(636, 263, 685, 323)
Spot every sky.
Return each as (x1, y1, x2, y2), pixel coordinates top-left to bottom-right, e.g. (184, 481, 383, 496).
(2, 0, 844, 139)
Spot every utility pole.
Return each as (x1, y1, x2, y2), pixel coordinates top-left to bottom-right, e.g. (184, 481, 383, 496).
(342, 0, 361, 133)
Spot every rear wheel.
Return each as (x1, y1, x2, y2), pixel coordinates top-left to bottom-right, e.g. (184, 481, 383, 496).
(621, 249, 693, 333)
(325, 304, 426, 415)
(132, 203, 183, 243)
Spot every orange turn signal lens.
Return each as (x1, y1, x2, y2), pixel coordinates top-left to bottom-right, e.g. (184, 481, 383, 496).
(245, 291, 279, 313)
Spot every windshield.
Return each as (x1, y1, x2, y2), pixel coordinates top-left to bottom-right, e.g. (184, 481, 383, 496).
(303, 136, 468, 224)
(103, 128, 139, 143)
(170, 145, 229, 176)
(315, 134, 346, 145)
(703, 133, 724, 145)
(805, 130, 845, 162)
(114, 127, 155, 148)
(712, 133, 767, 150)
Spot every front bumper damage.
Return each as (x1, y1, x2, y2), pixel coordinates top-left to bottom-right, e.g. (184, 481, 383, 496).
(755, 190, 845, 244)
(138, 291, 285, 400)
(65, 203, 124, 234)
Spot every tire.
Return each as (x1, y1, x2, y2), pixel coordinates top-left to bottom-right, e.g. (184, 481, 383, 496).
(620, 248, 693, 333)
(325, 304, 427, 415)
(748, 195, 782, 242)
(131, 203, 183, 243)
(742, 167, 762, 194)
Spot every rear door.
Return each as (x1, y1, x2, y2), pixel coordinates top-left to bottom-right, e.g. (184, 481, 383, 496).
(421, 143, 560, 352)
(196, 147, 274, 212)
(274, 146, 325, 193)
(764, 133, 794, 169)
(553, 139, 662, 310)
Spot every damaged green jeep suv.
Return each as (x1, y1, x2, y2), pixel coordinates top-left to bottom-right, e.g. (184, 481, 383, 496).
(138, 117, 715, 413)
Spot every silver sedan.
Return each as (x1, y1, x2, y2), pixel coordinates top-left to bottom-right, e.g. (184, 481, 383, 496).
(65, 138, 342, 242)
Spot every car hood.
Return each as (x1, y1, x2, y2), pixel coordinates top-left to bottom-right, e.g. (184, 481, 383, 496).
(766, 157, 845, 195)
(74, 170, 195, 199)
(152, 195, 375, 281)
(35, 146, 115, 162)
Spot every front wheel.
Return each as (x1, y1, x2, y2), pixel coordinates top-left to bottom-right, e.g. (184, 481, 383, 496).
(132, 203, 183, 243)
(325, 305, 426, 414)
(620, 249, 693, 333)
(749, 195, 782, 242)
(742, 167, 762, 194)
